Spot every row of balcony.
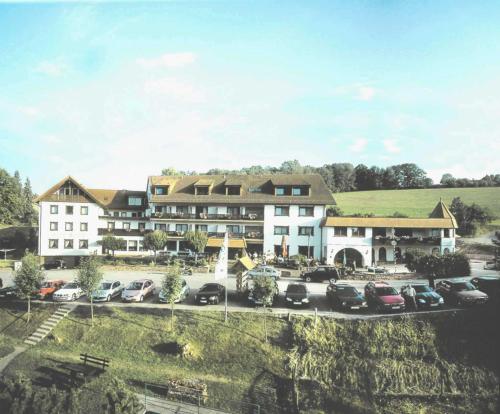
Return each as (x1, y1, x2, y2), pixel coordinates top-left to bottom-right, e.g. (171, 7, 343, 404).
(166, 231, 264, 240)
(373, 236, 441, 245)
(153, 212, 264, 221)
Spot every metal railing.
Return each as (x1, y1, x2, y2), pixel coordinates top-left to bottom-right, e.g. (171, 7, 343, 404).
(154, 212, 264, 221)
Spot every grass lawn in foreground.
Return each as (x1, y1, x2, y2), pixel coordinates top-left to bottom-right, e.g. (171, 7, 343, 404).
(3, 306, 289, 412)
(334, 187, 500, 225)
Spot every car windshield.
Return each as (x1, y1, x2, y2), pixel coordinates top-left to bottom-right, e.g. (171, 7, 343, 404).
(413, 285, 432, 293)
(452, 282, 475, 291)
(287, 284, 306, 294)
(63, 283, 77, 289)
(336, 286, 358, 296)
(127, 282, 143, 290)
(376, 287, 398, 296)
(201, 284, 219, 291)
(100, 283, 112, 290)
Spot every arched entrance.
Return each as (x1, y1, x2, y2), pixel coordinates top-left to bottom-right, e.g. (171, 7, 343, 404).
(378, 247, 387, 262)
(334, 248, 364, 267)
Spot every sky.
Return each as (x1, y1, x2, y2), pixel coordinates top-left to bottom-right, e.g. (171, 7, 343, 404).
(1, 0, 500, 193)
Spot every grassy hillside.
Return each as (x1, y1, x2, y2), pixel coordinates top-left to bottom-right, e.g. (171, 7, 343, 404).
(334, 187, 500, 225)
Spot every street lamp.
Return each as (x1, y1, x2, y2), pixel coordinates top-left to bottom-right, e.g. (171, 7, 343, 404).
(391, 239, 397, 275)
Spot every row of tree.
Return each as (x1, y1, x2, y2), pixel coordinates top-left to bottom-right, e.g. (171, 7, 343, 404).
(440, 173, 500, 188)
(162, 160, 499, 193)
(0, 168, 36, 225)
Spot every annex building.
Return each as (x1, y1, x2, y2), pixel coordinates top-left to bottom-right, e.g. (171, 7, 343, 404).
(36, 175, 457, 267)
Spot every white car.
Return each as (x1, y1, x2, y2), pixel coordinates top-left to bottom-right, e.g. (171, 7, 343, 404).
(52, 281, 84, 302)
(247, 265, 281, 280)
(90, 280, 124, 302)
(158, 279, 190, 303)
(121, 279, 155, 302)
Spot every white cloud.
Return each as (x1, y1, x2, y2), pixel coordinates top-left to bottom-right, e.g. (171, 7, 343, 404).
(356, 86, 376, 101)
(383, 139, 401, 154)
(34, 60, 67, 77)
(18, 106, 41, 118)
(137, 52, 196, 69)
(143, 77, 204, 102)
(349, 138, 368, 152)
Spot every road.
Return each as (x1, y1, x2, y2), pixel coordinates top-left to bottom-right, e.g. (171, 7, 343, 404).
(1, 260, 497, 318)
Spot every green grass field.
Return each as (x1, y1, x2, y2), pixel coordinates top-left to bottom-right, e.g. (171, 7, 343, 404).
(1, 304, 499, 413)
(334, 187, 500, 225)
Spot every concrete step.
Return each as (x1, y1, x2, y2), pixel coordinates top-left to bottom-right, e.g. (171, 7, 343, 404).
(41, 322, 56, 328)
(49, 315, 63, 320)
(32, 332, 46, 339)
(37, 327, 51, 333)
(54, 311, 68, 316)
(24, 339, 37, 346)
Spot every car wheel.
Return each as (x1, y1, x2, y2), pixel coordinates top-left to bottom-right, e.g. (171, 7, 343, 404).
(106, 295, 111, 302)
(329, 278, 337, 284)
(214, 297, 220, 305)
(72, 294, 76, 301)
(305, 276, 312, 282)
(456, 298, 462, 307)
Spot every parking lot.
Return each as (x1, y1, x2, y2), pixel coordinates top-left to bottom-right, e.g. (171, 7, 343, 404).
(1, 260, 498, 319)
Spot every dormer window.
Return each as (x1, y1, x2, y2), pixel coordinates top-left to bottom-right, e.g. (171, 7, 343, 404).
(226, 185, 241, 196)
(275, 187, 286, 196)
(154, 186, 168, 195)
(128, 196, 142, 206)
(195, 186, 209, 195)
(292, 186, 309, 196)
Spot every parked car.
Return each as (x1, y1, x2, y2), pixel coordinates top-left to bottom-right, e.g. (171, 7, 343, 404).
(175, 250, 195, 259)
(33, 279, 65, 300)
(0, 285, 18, 300)
(483, 261, 499, 270)
(247, 265, 281, 280)
(43, 260, 67, 270)
(195, 283, 225, 305)
(91, 280, 124, 302)
(364, 281, 405, 312)
(159, 279, 190, 303)
(301, 266, 339, 283)
(327, 282, 367, 311)
(121, 279, 155, 302)
(284, 283, 310, 307)
(400, 284, 444, 310)
(53, 281, 84, 302)
(247, 278, 279, 307)
(435, 280, 489, 306)
(470, 276, 500, 300)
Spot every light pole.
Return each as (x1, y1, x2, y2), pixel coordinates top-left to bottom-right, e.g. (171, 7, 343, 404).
(391, 239, 397, 275)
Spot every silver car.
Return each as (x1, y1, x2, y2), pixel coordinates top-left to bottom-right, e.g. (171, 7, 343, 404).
(121, 279, 155, 302)
(247, 265, 281, 280)
(158, 279, 190, 303)
(90, 280, 124, 302)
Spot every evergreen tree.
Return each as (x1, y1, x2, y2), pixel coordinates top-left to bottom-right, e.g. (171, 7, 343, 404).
(22, 178, 36, 225)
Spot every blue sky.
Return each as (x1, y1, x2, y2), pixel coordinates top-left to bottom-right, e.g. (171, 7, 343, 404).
(1, 0, 500, 192)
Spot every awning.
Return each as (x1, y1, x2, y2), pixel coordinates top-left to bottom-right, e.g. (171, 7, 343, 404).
(238, 256, 256, 271)
(206, 238, 247, 249)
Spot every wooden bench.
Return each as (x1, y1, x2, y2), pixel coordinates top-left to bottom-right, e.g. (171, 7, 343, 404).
(68, 353, 110, 385)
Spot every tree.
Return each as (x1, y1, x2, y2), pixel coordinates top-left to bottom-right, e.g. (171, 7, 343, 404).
(22, 178, 36, 225)
(440, 173, 456, 187)
(14, 252, 45, 323)
(326, 206, 343, 217)
(76, 256, 103, 326)
(102, 377, 143, 414)
(160, 266, 183, 331)
(251, 275, 277, 342)
(143, 230, 168, 263)
(450, 197, 494, 236)
(161, 167, 182, 176)
(98, 235, 127, 257)
(184, 230, 208, 263)
(354, 164, 371, 191)
(280, 160, 304, 174)
(392, 211, 409, 218)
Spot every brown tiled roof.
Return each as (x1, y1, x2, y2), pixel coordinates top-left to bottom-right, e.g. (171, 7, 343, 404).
(88, 189, 146, 210)
(149, 174, 334, 205)
(35, 176, 146, 210)
(320, 216, 457, 229)
(149, 176, 181, 187)
(429, 200, 458, 227)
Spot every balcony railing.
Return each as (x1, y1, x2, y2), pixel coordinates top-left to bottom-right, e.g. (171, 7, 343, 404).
(373, 236, 441, 245)
(153, 212, 264, 221)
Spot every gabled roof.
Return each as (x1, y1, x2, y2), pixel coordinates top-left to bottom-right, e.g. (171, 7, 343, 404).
(36, 176, 146, 210)
(35, 176, 104, 206)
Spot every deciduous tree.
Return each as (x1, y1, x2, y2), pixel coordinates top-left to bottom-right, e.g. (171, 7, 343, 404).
(143, 230, 168, 264)
(14, 252, 45, 323)
(76, 255, 103, 326)
(160, 265, 183, 330)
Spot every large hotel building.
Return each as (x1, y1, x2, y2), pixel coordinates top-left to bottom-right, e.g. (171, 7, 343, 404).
(36, 174, 457, 267)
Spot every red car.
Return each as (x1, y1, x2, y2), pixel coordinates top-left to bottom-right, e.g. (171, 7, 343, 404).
(33, 280, 66, 300)
(364, 281, 406, 312)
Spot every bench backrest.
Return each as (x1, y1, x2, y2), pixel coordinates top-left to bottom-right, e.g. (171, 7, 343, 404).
(80, 353, 110, 370)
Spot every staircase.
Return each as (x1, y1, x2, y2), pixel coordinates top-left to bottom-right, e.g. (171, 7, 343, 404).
(24, 303, 76, 346)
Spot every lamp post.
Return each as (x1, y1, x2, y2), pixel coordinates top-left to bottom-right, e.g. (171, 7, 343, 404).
(391, 239, 397, 275)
